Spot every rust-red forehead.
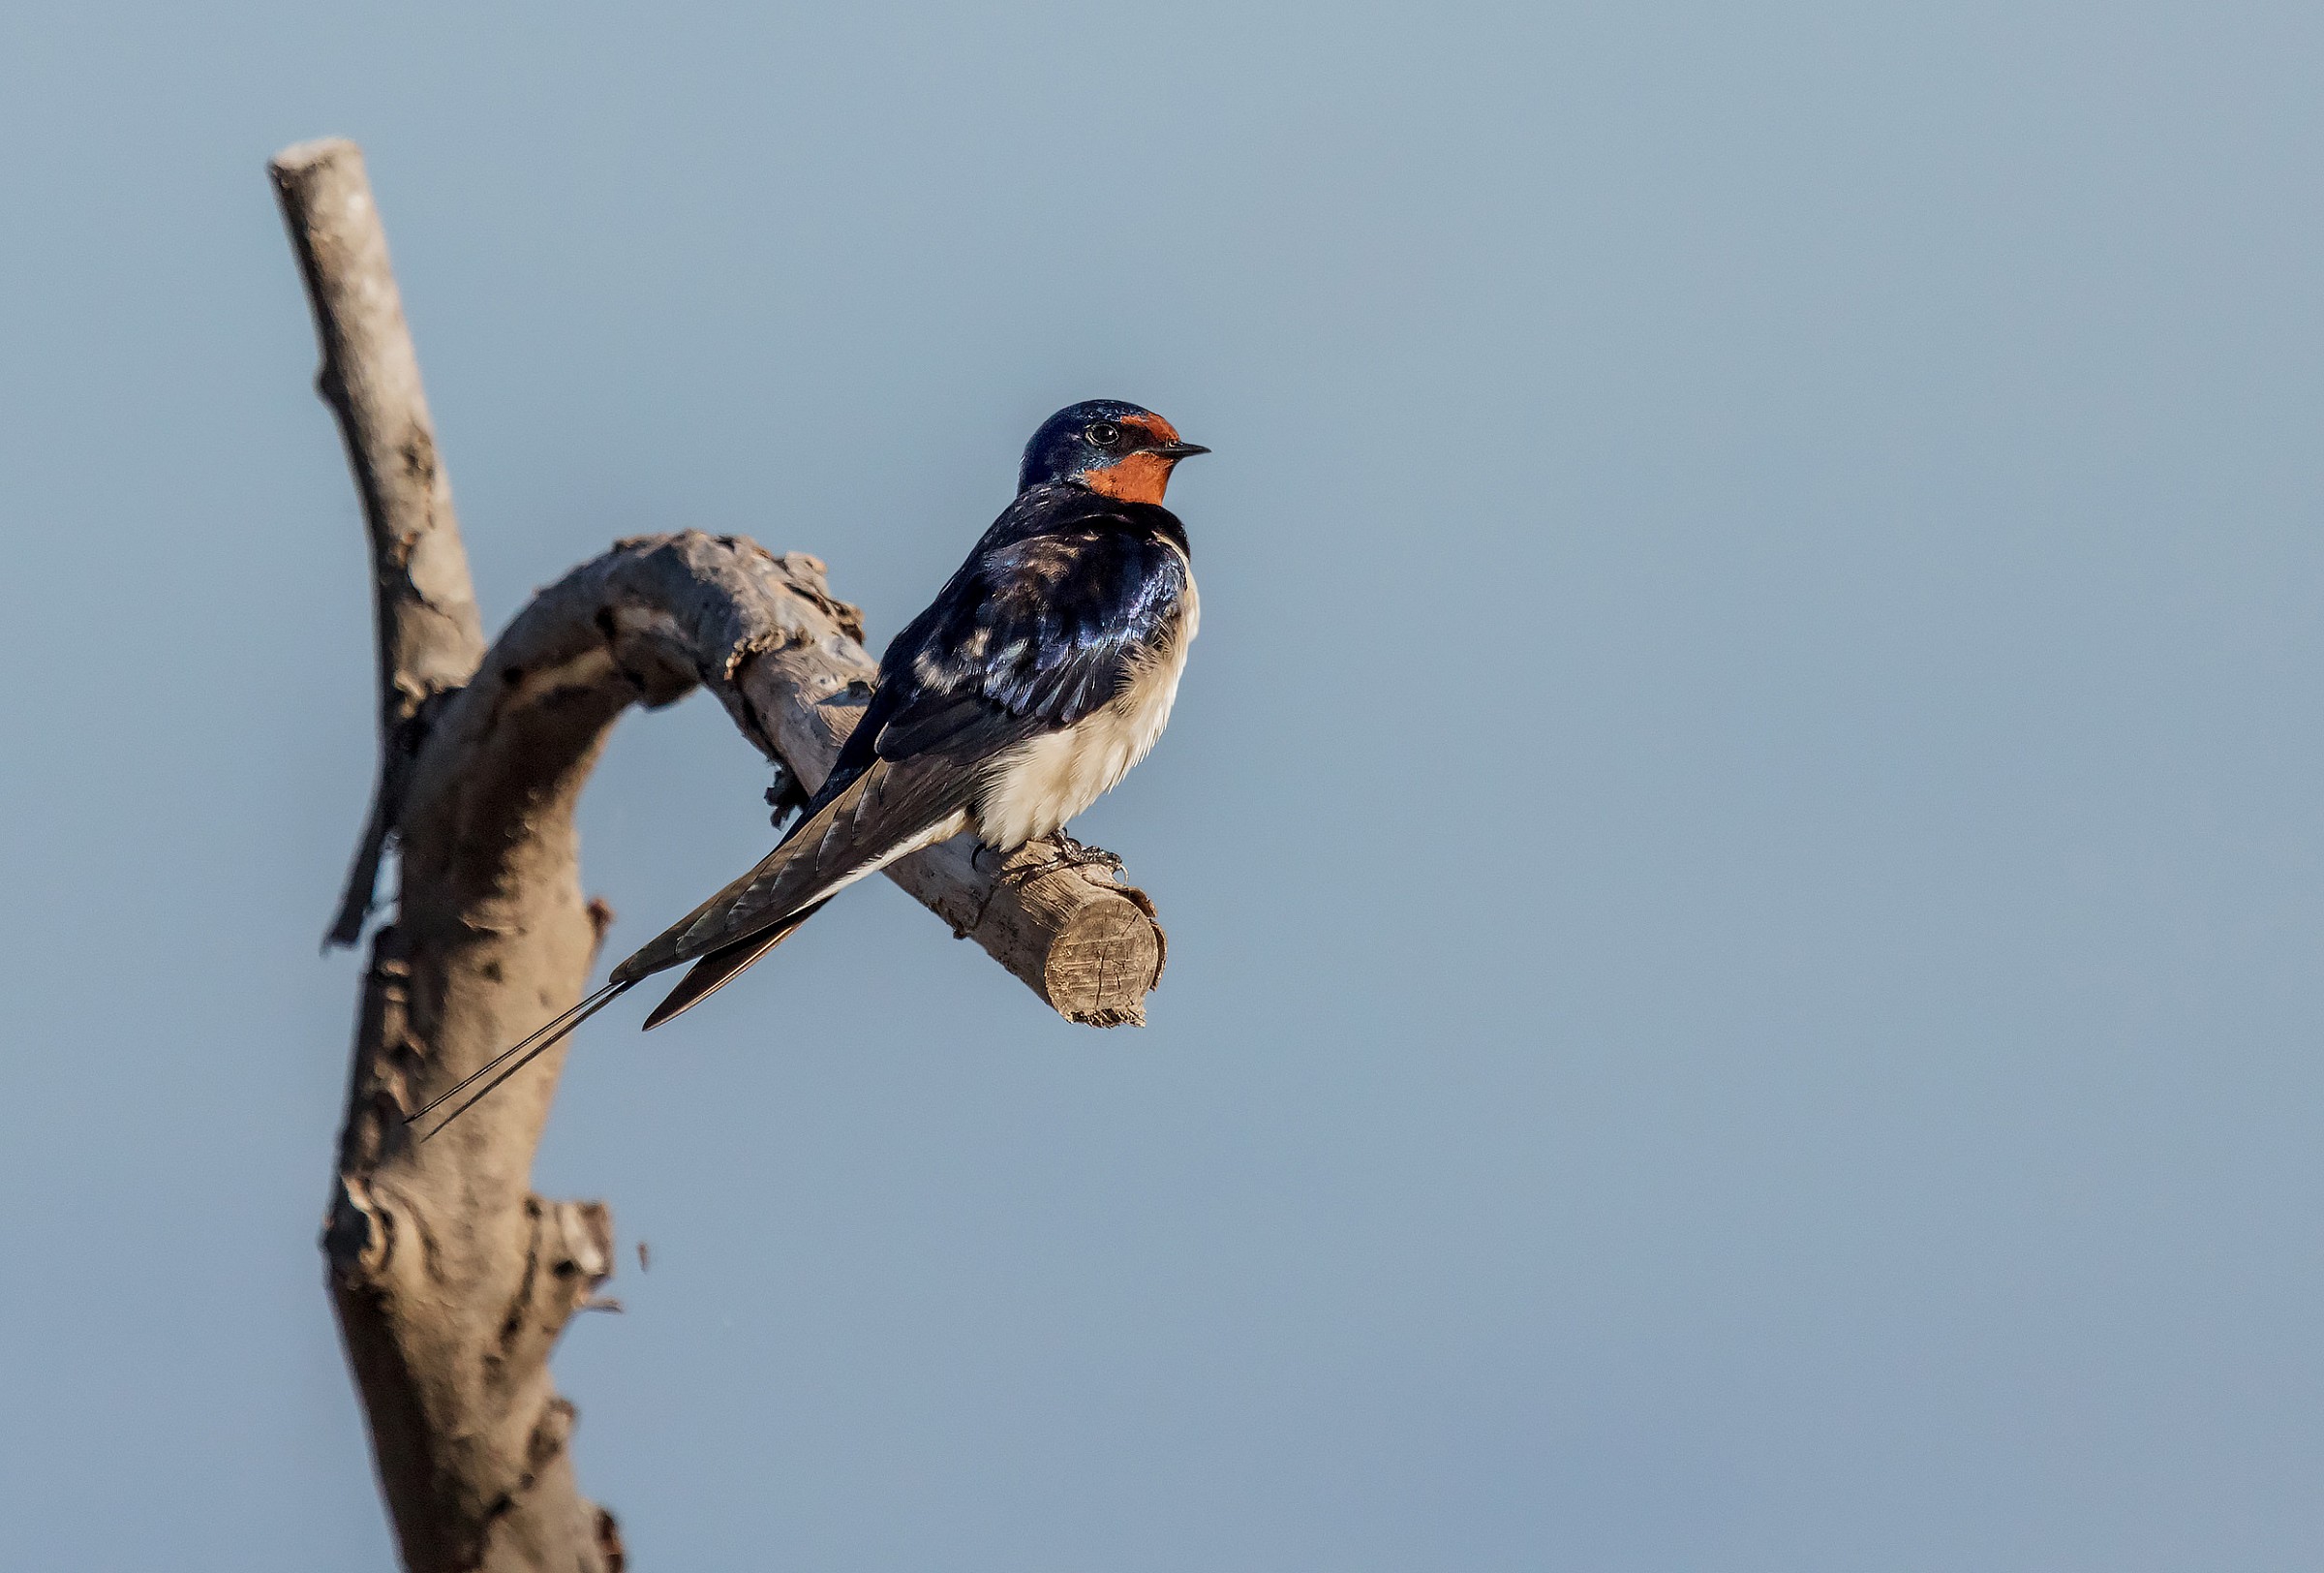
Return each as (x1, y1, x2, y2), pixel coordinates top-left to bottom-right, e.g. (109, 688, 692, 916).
(1119, 410, 1180, 444)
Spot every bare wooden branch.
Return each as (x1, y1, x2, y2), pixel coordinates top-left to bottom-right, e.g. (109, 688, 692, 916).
(325, 533, 1166, 1572)
(272, 138, 489, 948)
(278, 138, 621, 1573)
(281, 137, 1166, 1573)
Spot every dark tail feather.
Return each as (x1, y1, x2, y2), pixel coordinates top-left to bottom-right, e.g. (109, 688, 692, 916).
(408, 979, 633, 1143)
(640, 901, 829, 1031)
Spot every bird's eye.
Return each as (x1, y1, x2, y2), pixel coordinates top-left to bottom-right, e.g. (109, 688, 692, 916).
(1086, 420, 1123, 448)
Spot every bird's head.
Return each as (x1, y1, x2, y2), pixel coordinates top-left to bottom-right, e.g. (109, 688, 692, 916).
(1019, 400, 1208, 504)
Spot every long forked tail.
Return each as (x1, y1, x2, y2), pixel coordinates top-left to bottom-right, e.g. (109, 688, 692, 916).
(401, 754, 965, 1139)
(407, 979, 634, 1143)
(401, 893, 829, 1139)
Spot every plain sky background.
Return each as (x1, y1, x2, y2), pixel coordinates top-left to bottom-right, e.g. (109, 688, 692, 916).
(4, 2, 2323, 1568)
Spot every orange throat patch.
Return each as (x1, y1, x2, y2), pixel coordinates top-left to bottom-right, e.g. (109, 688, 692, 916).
(1083, 451, 1176, 504)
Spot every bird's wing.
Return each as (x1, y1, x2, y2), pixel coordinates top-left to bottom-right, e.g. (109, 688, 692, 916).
(867, 508, 1191, 758)
(608, 752, 983, 989)
(793, 501, 1190, 817)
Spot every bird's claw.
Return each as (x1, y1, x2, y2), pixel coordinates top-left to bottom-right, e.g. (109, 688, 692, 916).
(1011, 832, 1124, 881)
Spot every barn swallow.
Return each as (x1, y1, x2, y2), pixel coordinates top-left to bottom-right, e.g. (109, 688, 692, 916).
(413, 400, 1206, 1137)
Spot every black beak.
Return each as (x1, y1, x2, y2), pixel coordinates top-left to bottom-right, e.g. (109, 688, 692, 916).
(1151, 442, 1210, 459)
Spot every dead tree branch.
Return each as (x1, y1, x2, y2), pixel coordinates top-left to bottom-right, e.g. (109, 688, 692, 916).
(277, 137, 1164, 1572)
(272, 139, 489, 949)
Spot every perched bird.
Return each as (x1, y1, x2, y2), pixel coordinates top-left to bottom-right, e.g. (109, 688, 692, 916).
(412, 400, 1207, 1137)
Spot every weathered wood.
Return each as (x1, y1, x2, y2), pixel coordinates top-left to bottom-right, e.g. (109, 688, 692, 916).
(279, 137, 624, 1573)
(282, 137, 1166, 1573)
(272, 138, 490, 949)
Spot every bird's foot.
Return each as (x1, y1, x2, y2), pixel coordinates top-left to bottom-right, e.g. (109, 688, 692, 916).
(1011, 831, 1125, 881)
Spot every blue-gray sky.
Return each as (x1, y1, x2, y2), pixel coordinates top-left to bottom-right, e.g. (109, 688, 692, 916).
(4, 3, 2323, 1568)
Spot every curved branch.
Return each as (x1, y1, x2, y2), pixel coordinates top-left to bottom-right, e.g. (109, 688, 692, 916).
(329, 532, 1166, 1572)
(283, 136, 1166, 1573)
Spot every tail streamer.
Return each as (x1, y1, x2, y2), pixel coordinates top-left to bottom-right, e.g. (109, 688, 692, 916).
(406, 979, 633, 1143)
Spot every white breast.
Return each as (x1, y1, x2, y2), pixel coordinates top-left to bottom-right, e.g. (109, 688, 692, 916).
(973, 558, 1198, 851)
